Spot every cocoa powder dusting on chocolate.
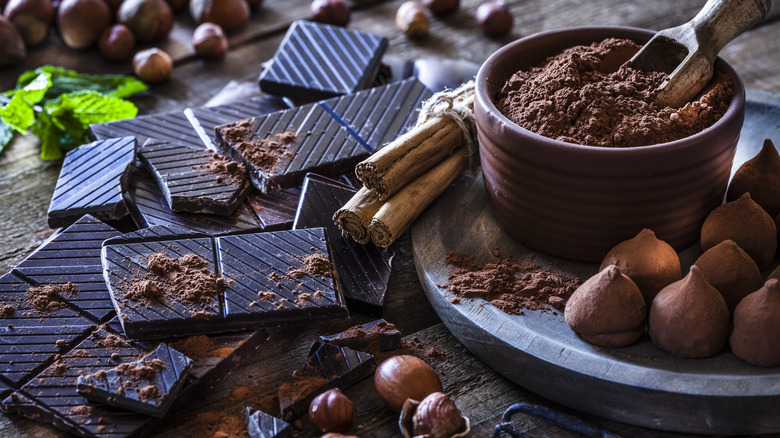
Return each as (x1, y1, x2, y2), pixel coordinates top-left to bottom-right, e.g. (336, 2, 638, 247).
(0, 303, 14, 316)
(116, 358, 165, 380)
(25, 283, 77, 313)
(171, 335, 216, 360)
(495, 38, 733, 147)
(138, 385, 161, 400)
(126, 280, 162, 304)
(99, 333, 130, 349)
(70, 405, 97, 417)
(288, 252, 332, 279)
(444, 251, 580, 314)
(50, 362, 68, 375)
(206, 153, 247, 183)
(221, 120, 297, 171)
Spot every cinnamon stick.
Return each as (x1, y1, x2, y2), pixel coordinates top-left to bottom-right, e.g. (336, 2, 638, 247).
(355, 93, 474, 201)
(332, 187, 383, 244)
(369, 148, 468, 247)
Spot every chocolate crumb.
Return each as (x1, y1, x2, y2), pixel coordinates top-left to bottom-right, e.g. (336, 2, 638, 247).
(25, 283, 77, 313)
(206, 153, 248, 182)
(0, 303, 14, 316)
(138, 385, 162, 400)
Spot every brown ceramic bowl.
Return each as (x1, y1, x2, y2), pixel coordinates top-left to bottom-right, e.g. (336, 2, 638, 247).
(475, 26, 745, 262)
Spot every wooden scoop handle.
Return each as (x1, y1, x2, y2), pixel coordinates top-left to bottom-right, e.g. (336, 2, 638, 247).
(690, 0, 771, 58)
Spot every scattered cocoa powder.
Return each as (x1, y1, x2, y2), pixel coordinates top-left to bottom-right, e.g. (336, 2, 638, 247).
(495, 38, 733, 148)
(0, 303, 14, 316)
(125, 280, 163, 304)
(99, 333, 130, 349)
(187, 410, 248, 438)
(138, 385, 161, 400)
(278, 374, 328, 407)
(70, 405, 97, 417)
(220, 120, 297, 171)
(71, 349, 89, 357)
(443, 251, 581, 315)
(171, 335, 218, 360)
(50, 362, 68, 375)
(25, 283, 77, 313)
(288, 253, 332, 279)
(206, 153, 248, 183)
(116, 358, 165, 380)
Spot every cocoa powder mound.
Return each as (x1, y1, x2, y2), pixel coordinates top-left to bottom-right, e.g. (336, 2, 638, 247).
(0, 303, 14, 316)
(172, 335, 213, 359)
(495, 38, 733, 148)
(25, 283, 77, 313)
(220, 120, 297, 171)
(206, 153, 247, 183)
(188, 410, 247, 438)
(138, 385, 161, 400)
(288, 252, 332, 279)
(131, 253, 226, 311)
(443, 251, 581, 315)
(116, 358, 165, 380)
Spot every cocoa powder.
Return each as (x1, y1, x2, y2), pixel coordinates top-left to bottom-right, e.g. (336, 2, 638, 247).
(443, 251, 581, 315)
(495, 38, 733, 148)
(206, 153, 247, 183)
(220, 120, 297, 171)
(25, 283, 77, 313)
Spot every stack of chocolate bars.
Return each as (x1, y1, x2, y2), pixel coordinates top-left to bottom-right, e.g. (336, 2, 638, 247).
(0, 20, 432, 437)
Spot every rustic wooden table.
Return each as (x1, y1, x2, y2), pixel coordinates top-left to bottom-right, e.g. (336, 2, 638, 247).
(2, 0, 780, 437)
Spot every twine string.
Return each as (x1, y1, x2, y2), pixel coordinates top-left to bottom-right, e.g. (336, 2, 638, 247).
(415, 81, 478, 170)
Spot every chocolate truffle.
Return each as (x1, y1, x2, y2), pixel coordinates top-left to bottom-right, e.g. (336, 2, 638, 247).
(730, 279, 780, 367)
(700, 193, 777, 269)
(727, 139, 780, 218)
(694, 239, 763, 314)
(564, 265, 646, 348)
(600, 228, 681, 306)
(648, 266, 729, 358)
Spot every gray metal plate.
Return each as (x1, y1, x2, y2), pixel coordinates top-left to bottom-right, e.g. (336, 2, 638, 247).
(411, 91, 780, 434)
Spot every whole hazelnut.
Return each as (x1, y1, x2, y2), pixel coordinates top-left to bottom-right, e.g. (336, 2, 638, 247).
(192, 22, 228, 58)
(395, 1, 429, 39)
(0, 15, 26, 65)
(422, 0, 458, 16)
(475, 1, 513, 37)
(412, 392, 464, 438)
(310, 0, 350, 27)
(98, 24, 136, 62)
(374, 355, 442, 413)
(57, 0, 112, 49)
(309, 388, 356, 433)
(190, 0, 250, 31)
(117, 0, 174, 44)
(133, 47, 173, 84)
(3, 0, 54, 46)
(165, 0, 189, 12)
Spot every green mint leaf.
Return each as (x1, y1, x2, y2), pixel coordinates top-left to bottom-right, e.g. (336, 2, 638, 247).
(14, 66, 148, 102)
(0, 118, 15, 155)
(0, 72, 52, 133)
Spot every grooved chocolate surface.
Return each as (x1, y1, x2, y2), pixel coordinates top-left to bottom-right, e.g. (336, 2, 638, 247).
(14, 215, 122, 322)
(90, 112, 202, 147)
(190, 97, 290, 136)
(47, 137, 137, 228)
(76, 343, 193, 417)
(139, 140, 251, 216)
(246, 188, 301, 231)
(258, 20, 388, 102)
(246, 407, 292, 438)
(318, 319, 402, 352)
(293, 174, 394, 314)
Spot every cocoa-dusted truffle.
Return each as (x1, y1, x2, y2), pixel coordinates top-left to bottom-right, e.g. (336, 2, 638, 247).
(564, 265, 646, 348)
(648, 266, 729, 358)
(694, 239, 763, 314)
(701, 193, 777, 269)
(727, 139, 780, 218)
(600, 228, 681, 306)
(730, 279, 780, 367)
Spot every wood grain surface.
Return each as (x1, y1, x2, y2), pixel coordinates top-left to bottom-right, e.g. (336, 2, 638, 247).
(1, 0, 780, 436)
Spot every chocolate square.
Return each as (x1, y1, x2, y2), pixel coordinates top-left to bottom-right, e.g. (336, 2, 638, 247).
(246, 407, 292, 438)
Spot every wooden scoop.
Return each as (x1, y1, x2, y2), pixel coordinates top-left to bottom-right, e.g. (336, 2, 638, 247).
(627, 0, 771, 108)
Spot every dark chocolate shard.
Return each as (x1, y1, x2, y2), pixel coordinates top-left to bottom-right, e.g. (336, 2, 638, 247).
(317, 319, 402, 354)
(293, 174, 394, 315)
(47, 137, 136, 228)
(246, 188, 301, 231)
(90, 111, 202, 147)
(103, 224, 209, 246)
(76, 343, 193, 417)
(279, 342, 375, 421)
(3, 329, 155, 438)
(102, 235, 222, 339)
(127, 166, 264, 235)
(139, 139, 251, 216)
(258, 20, 388, 103)
(0, 379, 11, 401)
(13, 215, 122, 322)
(246, 407, 292, 438)
(0, 273, 94, 389)
(218, 228, 348, 327)
(189, 96, 290, 137)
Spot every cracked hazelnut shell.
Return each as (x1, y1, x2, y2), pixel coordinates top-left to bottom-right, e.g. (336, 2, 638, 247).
(727, 139, 780, 218)
(694, 239, 763, 314)
(600, 228, 681, 306)
(412, 392, 463, 438)
(731, 279, 780, 367)
(648, 266, 729, 358)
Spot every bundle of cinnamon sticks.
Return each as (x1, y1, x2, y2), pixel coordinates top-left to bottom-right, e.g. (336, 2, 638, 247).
(333, 83, 475, 247)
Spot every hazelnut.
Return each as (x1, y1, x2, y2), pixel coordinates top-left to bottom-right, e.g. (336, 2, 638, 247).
(192, 22, 228, 58)
(310, 0, 350, 27)
(309, 388, 356, 433)
(57, 0, 112, 49)
(117, 0, 174, 44)
(412, 392, 463, 438)
(165, 0, 189, 13)
(133, 47, 173, 84)
(475, 1, 513, 37)
(3, 0, 54, 46)
(190, 0, 250, 31)
(0, 15, 26, 65)
(98, 24, 136, 62)
(395, 1, 429, 39)
(422, 0, 458, 16)
(374, 355, 442, 412)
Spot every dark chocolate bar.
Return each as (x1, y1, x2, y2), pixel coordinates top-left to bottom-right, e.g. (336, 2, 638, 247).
(258, 20, 388, 103)
(47, 137, 136, 228)
(246, 407, 292, 438)
(246, 187, 301, 231)
(317, 319, 402, 353)
(76, 343, 193, 417)
(214, 78, 431, 194)
(279, 342, 375, 421)
(102, 227, 348, 339)
(139, 139, 251, 216)
(293, 174, 395, 315)
(13, 214, 122, 322)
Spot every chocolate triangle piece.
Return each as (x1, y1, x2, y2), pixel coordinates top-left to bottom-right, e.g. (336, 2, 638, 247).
(245, 407, 292, 438)
(47, 137, 136, 228)
(317, 319, 402, 354)
(278, 342, 376, 421)
(139, 140, 251, 216)
(77, 343, 193, 417)
(90, 111, 202, 147)
(293, 174, 395, 315)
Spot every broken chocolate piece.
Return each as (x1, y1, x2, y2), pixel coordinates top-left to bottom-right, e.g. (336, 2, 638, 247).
(258, 20, 388, 103)
(293, 174, 395, 314)
(77, 343, 192, 417)
(317, 319, 402, 354)
(139, 139, 251, 216)
(47, 137, 136, 228)
(215, 78, 432, 194)
(279, 342, 375, 421)
(246, 187, 301, 231)
(246, 407, 292, 438)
